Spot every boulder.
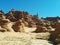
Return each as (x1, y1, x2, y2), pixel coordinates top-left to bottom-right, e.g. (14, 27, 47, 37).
(12, 19, 25, 32)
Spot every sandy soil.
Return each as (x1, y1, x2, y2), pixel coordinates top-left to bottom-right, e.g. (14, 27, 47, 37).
(0, 27, 53, 45)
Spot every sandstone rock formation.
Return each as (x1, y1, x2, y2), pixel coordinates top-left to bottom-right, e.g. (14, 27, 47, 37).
(0, 19, 14, 32)
(12, 19, 25, 32)
(0, 9, 56, 33)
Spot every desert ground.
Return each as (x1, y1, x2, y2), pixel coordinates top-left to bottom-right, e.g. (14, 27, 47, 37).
(0, 27, 53, 45)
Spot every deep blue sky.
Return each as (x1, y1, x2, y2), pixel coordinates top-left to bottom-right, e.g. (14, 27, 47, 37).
(0, 0, 60, 18)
